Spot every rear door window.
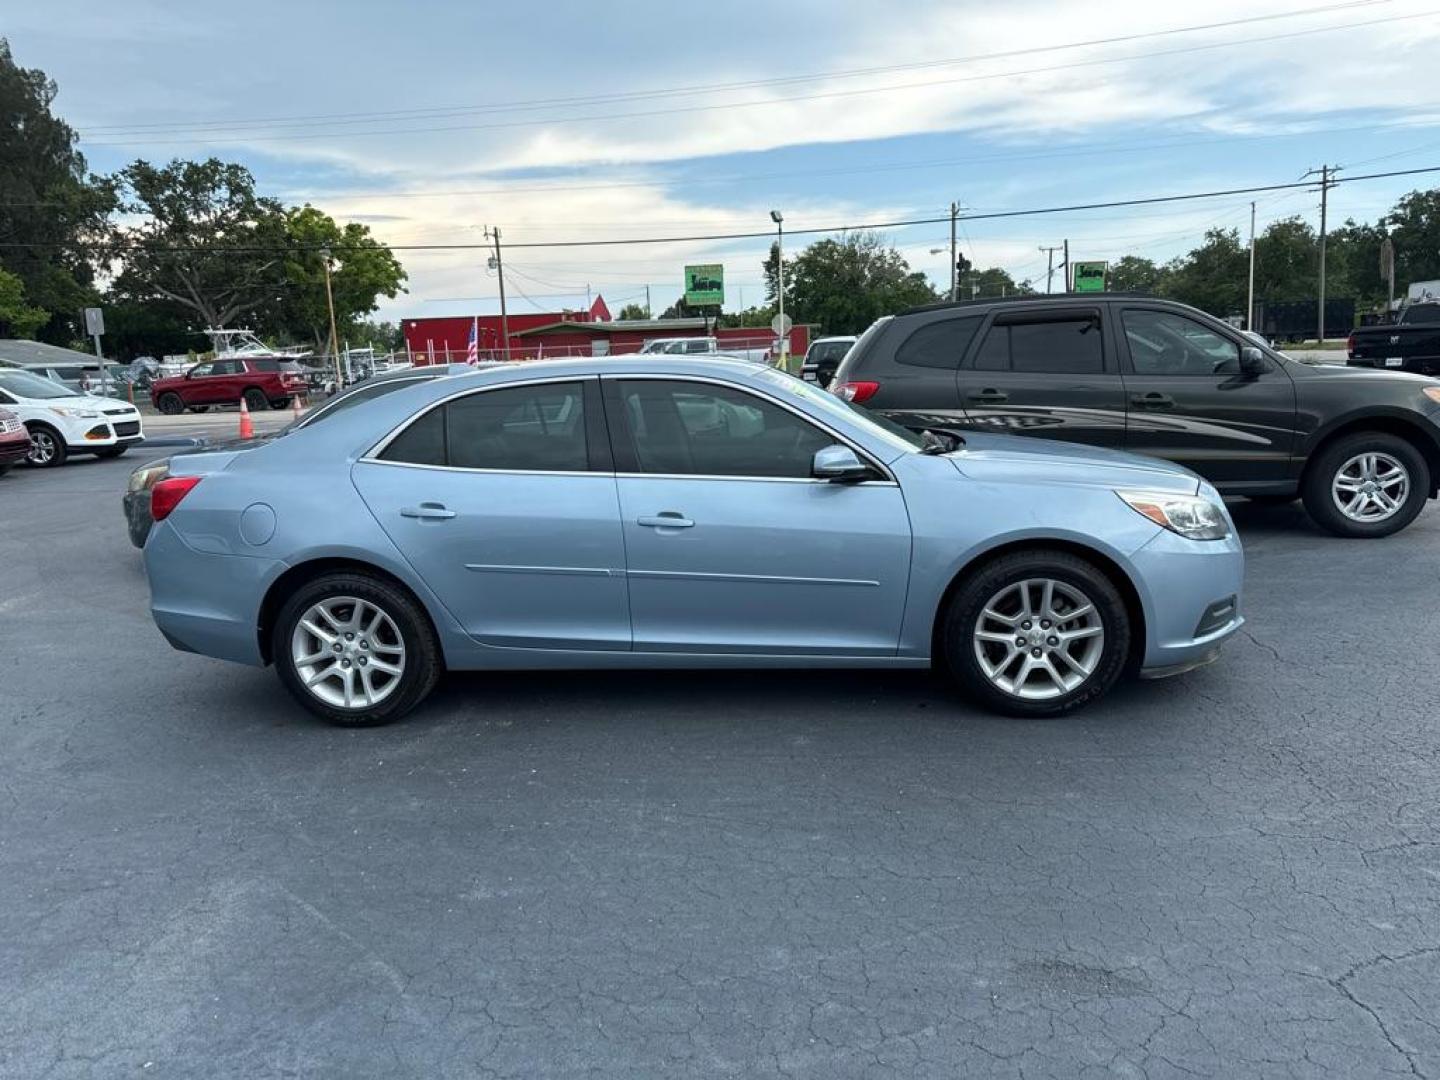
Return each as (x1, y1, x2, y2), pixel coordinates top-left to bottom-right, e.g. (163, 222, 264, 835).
(381, 381, 590, 472)
(1010, 318, 1104, 374)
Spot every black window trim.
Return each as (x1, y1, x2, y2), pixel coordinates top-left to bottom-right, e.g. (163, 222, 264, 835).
(598, 372, 895, 484)
(361, 374, 609, 476)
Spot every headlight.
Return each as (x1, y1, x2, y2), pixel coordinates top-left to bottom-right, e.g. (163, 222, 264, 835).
(49, 407, 101, 419)
(1117, 490, 1231, 540)
(1423, 387, 1440, 405)
(127, 460, 171, 493)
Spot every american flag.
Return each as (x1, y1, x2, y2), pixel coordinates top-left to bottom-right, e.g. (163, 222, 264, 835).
(466, 316, 479, 364)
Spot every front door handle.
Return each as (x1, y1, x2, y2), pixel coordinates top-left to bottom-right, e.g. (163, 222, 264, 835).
(400, 502, 457, 520)
(967, 389, 1009, 404)
(638, 512, 695, 529)
(1131, 392, 1175, 410)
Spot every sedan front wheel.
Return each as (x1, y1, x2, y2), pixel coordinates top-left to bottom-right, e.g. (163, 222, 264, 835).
(942, 550, 1130, 717)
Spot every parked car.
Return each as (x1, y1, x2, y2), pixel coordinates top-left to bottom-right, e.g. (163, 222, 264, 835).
(800, 335, 858, 388)
(144, 357, 1243, 726)
(0, 406, 30, 476)
(1347, 301, 1440, 377)
(831, 295, 1440, 539)
(639, 336, 773, 365)
(149, 356, 309, 415)
(124, 363, 480, 547)
(0, 369, 145, 467)
(14, 360, 117, 395)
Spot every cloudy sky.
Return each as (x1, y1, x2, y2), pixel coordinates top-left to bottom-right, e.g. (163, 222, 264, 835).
(7, 0, 1440, 320)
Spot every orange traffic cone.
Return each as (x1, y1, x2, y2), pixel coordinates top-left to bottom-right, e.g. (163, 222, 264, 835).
(292, 394, 303, 422)
(238, 398, 255, 439)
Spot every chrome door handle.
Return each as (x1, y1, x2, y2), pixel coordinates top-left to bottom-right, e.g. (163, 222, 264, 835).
(400, 503, 457, 520)
(637, 513, 694, 528)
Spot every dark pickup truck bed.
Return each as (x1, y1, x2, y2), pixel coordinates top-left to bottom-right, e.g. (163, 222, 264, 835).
(1348, 303, 1440, 376)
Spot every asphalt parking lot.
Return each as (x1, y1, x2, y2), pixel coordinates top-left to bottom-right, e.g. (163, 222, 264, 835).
(3, 450, 1439, 1079)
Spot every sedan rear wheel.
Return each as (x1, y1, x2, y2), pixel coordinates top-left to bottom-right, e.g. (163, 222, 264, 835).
(273, 573, 441, 726)
(942, 550, 1129, 717)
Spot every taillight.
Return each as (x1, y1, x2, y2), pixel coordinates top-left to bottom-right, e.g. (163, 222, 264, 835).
(1346, 332, 1356, 357)
(833, 380, 879, 403)
(151, 475, 202, 522)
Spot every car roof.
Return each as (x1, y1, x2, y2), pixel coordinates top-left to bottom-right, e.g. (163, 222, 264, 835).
(411, 354, 772, 384)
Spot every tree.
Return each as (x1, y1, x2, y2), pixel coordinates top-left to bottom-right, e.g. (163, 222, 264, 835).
(0, 39, 115, 344)
(1252, 217, 1316, 302)
(267, 204, 407, 352)
(964, 266, 1030, 299)
(615, 302, 649, 320)
(1108, 255, 1164, 295)
(1384, 188, 1440, 288)
(783, 232, 939, 335)
(1326, 218, 1386, 312)
(1157, 228, 1248, 318)
(0, 267, 48, 338)
(106, 158, 292, 331)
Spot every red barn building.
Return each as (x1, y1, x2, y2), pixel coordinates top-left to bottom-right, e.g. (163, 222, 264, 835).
(402, 295, 807, 364)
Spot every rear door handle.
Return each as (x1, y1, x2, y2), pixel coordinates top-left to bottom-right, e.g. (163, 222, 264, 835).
(638, 512, 695, 529)
(967, 389, 1009, 404)
(1131, 393, 1175, 410)
(400, 502, 457, 520)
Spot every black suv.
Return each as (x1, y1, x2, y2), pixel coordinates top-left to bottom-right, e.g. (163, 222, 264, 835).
(832, 295, 1440, 538)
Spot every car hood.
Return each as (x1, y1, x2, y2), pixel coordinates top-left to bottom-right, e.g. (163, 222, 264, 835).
(1294, 362, 1439, 389)
(944, 432, 1201, 495)
(23, 393, 137, 410)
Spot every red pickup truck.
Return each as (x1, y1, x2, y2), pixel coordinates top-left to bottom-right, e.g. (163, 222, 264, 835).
(150, 357, 309, 415)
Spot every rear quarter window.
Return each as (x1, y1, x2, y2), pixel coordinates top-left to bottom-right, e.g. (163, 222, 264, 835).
(895, 316, 982, 369)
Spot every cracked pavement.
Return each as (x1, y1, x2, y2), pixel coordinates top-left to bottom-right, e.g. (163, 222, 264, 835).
(2, 452, 1438, 1078)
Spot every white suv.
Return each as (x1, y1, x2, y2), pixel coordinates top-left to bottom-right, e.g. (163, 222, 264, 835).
(0, 368, 145, 467)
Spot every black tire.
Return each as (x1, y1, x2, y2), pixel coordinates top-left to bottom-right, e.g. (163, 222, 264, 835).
(271, 572, 442, 727)
(242, 388, 269, 412)
(157, 393, 184, 415)
(1301, 432, 1429, 539)
(940, 549, 1130, 718)
(94, 445, 129, 460)
(24, 423, 67, 468)
(0, 464, 11, 477)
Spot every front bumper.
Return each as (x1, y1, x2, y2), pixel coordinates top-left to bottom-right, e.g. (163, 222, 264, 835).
(1129, 527, 1245, 678)
(0, 438, 30, 466)
(71, 415, 145, 449)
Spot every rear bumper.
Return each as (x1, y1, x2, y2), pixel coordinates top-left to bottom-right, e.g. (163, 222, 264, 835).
(1130, 527, 1245, 677)
(144, 522, 281, 666)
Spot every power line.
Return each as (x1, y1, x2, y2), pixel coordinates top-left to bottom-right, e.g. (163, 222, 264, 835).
(76, 1, 1394, 137)
(5, 165, 1435, 255)
(78, 10, 1434, 147)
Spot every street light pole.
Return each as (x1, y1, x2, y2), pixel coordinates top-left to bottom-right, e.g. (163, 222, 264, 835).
(319, 246, 342, 392)
(771, 210, 786, 371)
(1039, 245, 1062, 294)
(1247, 200, 1257, 331)
(949, 201, 959, 302)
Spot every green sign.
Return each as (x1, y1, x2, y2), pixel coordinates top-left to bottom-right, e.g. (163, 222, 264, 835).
(1072, 260, 1107, 293)
(684, 264, 724, 307)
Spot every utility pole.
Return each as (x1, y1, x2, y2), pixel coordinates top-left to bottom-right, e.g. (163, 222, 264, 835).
(771, 210, 786, 370)
(949, 201, 959, 302)
(319, 246, 342, 390)
(1247, 201, 1257, 331)
(1062, 239, 1069, 291)
(1039, 245, 1063, 294)
(1304, 164, 1340, 343)
(645, 284, 652, 318)
(485, 226, 511, 361)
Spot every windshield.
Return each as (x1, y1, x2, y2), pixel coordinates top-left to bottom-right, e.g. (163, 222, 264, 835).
(753, 367, 926, 452)
(1403, 304, 1440, 325)
(0, 370, 78, 400)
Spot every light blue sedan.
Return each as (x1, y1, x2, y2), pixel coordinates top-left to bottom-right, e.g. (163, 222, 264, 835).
(143, 357, 1244, 726)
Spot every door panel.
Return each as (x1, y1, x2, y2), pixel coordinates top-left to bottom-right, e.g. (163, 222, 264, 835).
(616, 476, 911, 654)
(354, 465, 631, 650)
(956, 309, 1127, 447)
(1118, 307, 1297, 484)
(605, 377, 912, 654)
(352, 377, 630, 650)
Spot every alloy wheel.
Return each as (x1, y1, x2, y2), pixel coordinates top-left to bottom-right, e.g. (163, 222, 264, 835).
(972, 578, 1105, 701)
(1332, 452, 1409, 523)
(28, 429, 57, 465)
(291, 596, 407, 710)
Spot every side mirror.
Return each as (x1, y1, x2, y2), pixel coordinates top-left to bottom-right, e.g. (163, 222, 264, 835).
(812, 444, 871, 482)
(1239, 346, 1266, 376)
